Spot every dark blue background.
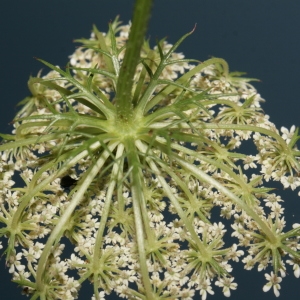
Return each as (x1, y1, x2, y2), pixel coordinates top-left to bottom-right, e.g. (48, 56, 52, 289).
(1, 1, 299, 299)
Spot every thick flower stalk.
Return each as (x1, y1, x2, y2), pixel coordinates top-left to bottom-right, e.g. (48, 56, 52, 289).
(0, 5, 300, 300)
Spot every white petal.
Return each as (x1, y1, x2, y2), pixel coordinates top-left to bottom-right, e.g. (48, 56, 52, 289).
(294, 265, 300, 278)
(273, 287, 280, 297)
(223, 287, 231, 297)
(263, 283, 272, 292)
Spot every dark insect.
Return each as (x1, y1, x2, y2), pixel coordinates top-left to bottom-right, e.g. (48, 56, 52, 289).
(60, 175, 78, 189)
(22, 287, 30, 295)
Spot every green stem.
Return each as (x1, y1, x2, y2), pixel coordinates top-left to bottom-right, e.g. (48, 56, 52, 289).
(125, 138, 154, 300)
(141, 134, 249, 197)
(148, 121, 300, 170)
(115, 0, 152, 120)
(35, 143, 118, 293)
(10, 138, 103, 231)
(135, 140, 210, 255)
(199, 123, 288, 150)
(176, 157, 277, 243)
(156, 160, 211, 223)
(149, 122, 287, 149)
(141, 134, 277, 242)
(92, 143, 123, 300)
(144, 57, 229, 112)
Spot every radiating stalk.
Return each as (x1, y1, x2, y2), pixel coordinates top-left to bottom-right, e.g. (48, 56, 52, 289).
(176, 157, 277, 243)
(125, 138, 154, 300)
(92, 143, 123, 300)
(35, 142, 118, 294)
(135, 139, 210, 255)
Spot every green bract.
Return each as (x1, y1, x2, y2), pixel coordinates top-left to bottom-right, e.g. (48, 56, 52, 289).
(0, 14, 300, 300)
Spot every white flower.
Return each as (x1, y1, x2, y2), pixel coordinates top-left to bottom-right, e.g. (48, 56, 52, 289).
(92, 291, 105, 300)
(243, 155, 257, 170)
(226, 244, 244, 262)
(280, 125, 295, 144)
(287, 259, 300, 278)
(269, 202, 284, 219)
(199, 279, 214, 300)
(8, 252, 25, 274)
(215, 277, 237, 297)
(262, 272, 282, 297)
(180, 288, 195, 300)
(210, 222, 226, 237)
(280, 175, 300, 190)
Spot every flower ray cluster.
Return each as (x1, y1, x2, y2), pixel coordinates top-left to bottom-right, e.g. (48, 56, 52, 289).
(0, 16, 300, 300)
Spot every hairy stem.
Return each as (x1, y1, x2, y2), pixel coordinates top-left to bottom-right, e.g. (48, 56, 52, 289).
(116, 0, 152, 120)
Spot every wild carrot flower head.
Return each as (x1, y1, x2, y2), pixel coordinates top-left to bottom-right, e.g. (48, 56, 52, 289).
(0, 17, 299, 300)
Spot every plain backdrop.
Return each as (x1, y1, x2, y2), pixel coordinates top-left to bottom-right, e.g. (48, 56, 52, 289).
(0, 1, 299, 299)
